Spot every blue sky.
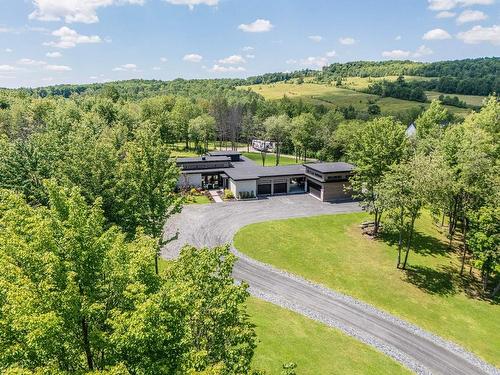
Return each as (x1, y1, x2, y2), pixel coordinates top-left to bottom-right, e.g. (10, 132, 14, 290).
(0, 0, 498, 88)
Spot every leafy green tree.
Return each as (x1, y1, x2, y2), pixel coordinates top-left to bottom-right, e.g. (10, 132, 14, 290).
(468, 206, 500, 295)
(347, 117, 408, 235)
(291, 113, 317, 161)
(171, 97, 201, 149)
(415, 100, 452, 154)
(115, 121, 183, 274)
(0, 184, 256, 374)
(189, 114, 216, 153)
(264, 114, 290, 165)
(166, 245, 256, 374)
(378, 154, 448, 269)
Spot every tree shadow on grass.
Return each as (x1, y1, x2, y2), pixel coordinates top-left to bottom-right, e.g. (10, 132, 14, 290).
(404, 265, 457, 296)
(404, 264, 500, 304)
(381, 229, 450, 258)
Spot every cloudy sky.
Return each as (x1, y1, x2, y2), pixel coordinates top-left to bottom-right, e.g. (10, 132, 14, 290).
(0, 0, 498, 88)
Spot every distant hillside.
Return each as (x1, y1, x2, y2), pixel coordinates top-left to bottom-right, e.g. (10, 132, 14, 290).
(247, 57, 500, 96)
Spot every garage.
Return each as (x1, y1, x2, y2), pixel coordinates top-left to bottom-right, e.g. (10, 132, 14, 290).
(273, 182, 287, 194)
(257, 184, 272, 195)
(307, 179, 322, 199)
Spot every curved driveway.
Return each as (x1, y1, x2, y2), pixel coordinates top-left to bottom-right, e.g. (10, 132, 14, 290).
(162, 194, 498, 375)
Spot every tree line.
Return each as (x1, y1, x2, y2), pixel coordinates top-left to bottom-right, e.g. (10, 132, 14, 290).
(347, 98, 499, 295)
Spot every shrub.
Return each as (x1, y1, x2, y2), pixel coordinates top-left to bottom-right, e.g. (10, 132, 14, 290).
(224, 189, 234, 200)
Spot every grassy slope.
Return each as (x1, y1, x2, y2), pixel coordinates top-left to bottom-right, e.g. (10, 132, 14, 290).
(248, 297, 410, 375)
(158, 257, 409, 374)
(239, 82, 471, 116)
(234, 212, 500, 366)
(242, 152, 301, 166)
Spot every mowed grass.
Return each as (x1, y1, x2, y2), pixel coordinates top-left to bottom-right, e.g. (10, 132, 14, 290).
(242, 152, 302, 166)
(240, 81, 472, 116)
(248, 297, 410, 374)
(234, 212, 500, 366)
(185, 194, 211, 204)
(425, 91, 487, 107)
(158, 258, 409, 374)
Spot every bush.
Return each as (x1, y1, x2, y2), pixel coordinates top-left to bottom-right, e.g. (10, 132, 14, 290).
(224, 189, 234, 200)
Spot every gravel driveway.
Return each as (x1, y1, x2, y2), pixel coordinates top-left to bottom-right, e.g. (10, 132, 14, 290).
(162, 194, 497, 375)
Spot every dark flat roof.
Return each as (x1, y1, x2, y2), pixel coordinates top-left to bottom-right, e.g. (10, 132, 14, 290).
(304, 162, 354, 173)
(177, 156, 230, 163)
(208, 150, 242, 156)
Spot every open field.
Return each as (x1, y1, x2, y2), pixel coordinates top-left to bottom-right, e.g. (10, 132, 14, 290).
(239, 82, 472, 117)
(234, 212, 500, 366)
(242, 152, 301, 166)
(425, 91, 487, 107)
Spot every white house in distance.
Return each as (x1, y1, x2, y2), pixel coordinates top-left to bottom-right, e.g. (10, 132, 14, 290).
(176, 151, 354, 202)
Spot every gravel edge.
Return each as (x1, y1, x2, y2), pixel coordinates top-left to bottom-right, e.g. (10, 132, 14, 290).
(233, 248, 500, 375)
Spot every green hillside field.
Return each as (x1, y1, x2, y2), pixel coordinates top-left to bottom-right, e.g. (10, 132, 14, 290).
(239, 81, 473, 117)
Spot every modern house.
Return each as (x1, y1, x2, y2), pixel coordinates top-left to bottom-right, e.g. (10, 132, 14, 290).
(176, 151, 354, 202)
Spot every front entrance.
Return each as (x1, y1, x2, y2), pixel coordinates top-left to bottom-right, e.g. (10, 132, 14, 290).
(202, 173, 223, 190)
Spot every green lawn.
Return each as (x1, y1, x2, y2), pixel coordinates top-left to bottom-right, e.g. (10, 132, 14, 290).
(234, 213, 500, 366)
(158, 258, 408, 374)
(185, 194, 211, 204)
(242, 152, 302, 167)
(248, 297, 410, 374)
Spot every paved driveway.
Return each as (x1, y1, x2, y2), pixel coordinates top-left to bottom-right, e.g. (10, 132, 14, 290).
(162, 194, 497, 375)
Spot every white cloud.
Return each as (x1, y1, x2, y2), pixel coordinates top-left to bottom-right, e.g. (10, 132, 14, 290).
(164, 0, 218, 10)
(0, 65, 17, 72)
(0, 27, 12, 33)
(308, 35, 323, 43)
(18, 58, 47, 66)
(238, 19, 274, 33)
(382, 49, 411, 59)
(285, 59, 297, 65)
(428, 0, 494, 11)
(153, 66, 161, 71)
(300, 56, 329, 68)
(183, 53, 202, 62)
(210, 64, 246, 73)
(29, 0, 144, 24)
(112, 63, 138, 71)
(218, 55, 246, 64)
(339, 37, 356, 45)
(4, 48, 13, 53)
(428, 0, 457, 10)
(45, 64, 72, 71)
(242, 46, 254, 51)
(46, 51, 62, 58)
(436, 11, 456, 17)
(41, 76, 54, 82)
(160, 57, 168, 62)
(44, 26, 102, 48)
(395, 35, 402, 40)
(460, 0, 495, 5)
(414, 45, 434, 57)
(382, 45, 433, 59)
(245, 54, 255, 59)
(456, 9, 487, 24)
(457, 24, 500, 44)
(325, 50, 336, 57)
(422, 28, 452, 40)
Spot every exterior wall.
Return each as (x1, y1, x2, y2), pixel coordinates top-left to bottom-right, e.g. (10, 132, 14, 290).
(322, 181, 352, 201)
(177, 173, 202, 189)
(229, 179, 257, 199)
